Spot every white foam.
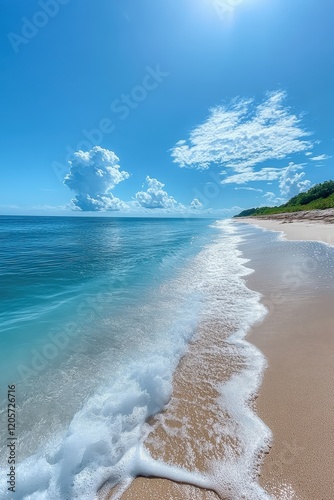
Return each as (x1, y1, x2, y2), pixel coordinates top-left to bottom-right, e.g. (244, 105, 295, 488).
(141, 220, 273, 499)
(0, 220, 274, 499)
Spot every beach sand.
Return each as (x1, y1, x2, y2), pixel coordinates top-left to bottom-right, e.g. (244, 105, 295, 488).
(239, 217, 334, 498)
(101, 219, 334, 500)
(247, 289, 334, 499)
(103, 320, 250, 500)
(238, 217, 334, 246)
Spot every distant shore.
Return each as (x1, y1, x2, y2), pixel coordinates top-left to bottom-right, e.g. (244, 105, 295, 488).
(237, 207, 334, 223)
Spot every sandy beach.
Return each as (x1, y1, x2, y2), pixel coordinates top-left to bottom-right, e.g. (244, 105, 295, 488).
(103, 318, 266, 500)
(242, 216, 334, 499)
(104, 320, 240, 500)
(238, 213, 334, 246)
(100, 217, 334, 500)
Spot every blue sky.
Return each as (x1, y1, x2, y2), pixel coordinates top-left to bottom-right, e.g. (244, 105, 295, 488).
(0, 0, 333, 216)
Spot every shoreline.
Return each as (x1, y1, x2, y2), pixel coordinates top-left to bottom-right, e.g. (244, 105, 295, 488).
(238, 217, 334, 498)
(247, 288, 334, 499)
(103, 317, 269, 500)
(236, 208, 334, 224)
(236, 216, 334, 246)
(101, 219, 334, 499)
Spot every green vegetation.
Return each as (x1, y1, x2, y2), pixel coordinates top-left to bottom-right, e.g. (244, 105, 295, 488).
(234, 180, 334, 217)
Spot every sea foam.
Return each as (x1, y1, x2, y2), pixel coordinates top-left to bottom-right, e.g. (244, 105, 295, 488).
(0, 220, 271, 499)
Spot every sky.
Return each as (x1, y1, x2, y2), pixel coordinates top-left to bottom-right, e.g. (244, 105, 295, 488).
(0, 0, 333, 216)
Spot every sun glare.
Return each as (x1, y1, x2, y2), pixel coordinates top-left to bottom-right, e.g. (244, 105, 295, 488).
(209, 0, 245, 23)
(208, 0, 264, 24)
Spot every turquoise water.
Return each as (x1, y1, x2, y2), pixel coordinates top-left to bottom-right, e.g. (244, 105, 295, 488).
(1, 216, 229, 498)
(0, 216, 272, 499)
(0, 216, 215, 384)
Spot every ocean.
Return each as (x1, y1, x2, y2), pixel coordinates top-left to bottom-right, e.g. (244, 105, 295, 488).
(0, 216, 270, 499)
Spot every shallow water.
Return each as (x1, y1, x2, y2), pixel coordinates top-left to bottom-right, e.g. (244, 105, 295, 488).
(3, 217, 329, 499)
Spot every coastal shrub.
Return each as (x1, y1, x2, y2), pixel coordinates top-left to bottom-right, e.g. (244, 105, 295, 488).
(234, 180, 334, 217)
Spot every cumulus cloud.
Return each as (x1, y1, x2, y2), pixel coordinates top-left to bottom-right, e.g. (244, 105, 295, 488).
(70, 194, 128, 212)
(135, 176, 178, 209)
(278, 162, 312, 197)
(190, 198, 203, 209)
(64, 146, 129, 211)
(171, 91, 313, 172)
(310, 154, 332, 161)
(262, 192, 286, 206)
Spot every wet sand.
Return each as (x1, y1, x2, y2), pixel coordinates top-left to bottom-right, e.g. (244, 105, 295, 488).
(102, 320, 255, 500)
(239, 217, 334, 498)
(247, 292, 334, 499)
(101, 219, 334, 500)
(238, 217, 334, 246)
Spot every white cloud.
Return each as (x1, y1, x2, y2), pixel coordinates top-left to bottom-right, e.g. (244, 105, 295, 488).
(190, 198, 203, 209)
(135, 176, 178, 209)
(196, 206, 243, 217)
(222, 167, 282, 185)
(133, 184, 215, 214)
(223, 161, 312, 198)
(70, 194, 128, 212)
(0, 204, 20, 210)
(278, 162, 311, 197)
(234, 187, 263, 192)
(310, 154, 332, 161)
(262, 192, 286, 206)
(64, 146, 129, 211)
(219, 206, 244, 216)
(171, 91, 313, 172)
